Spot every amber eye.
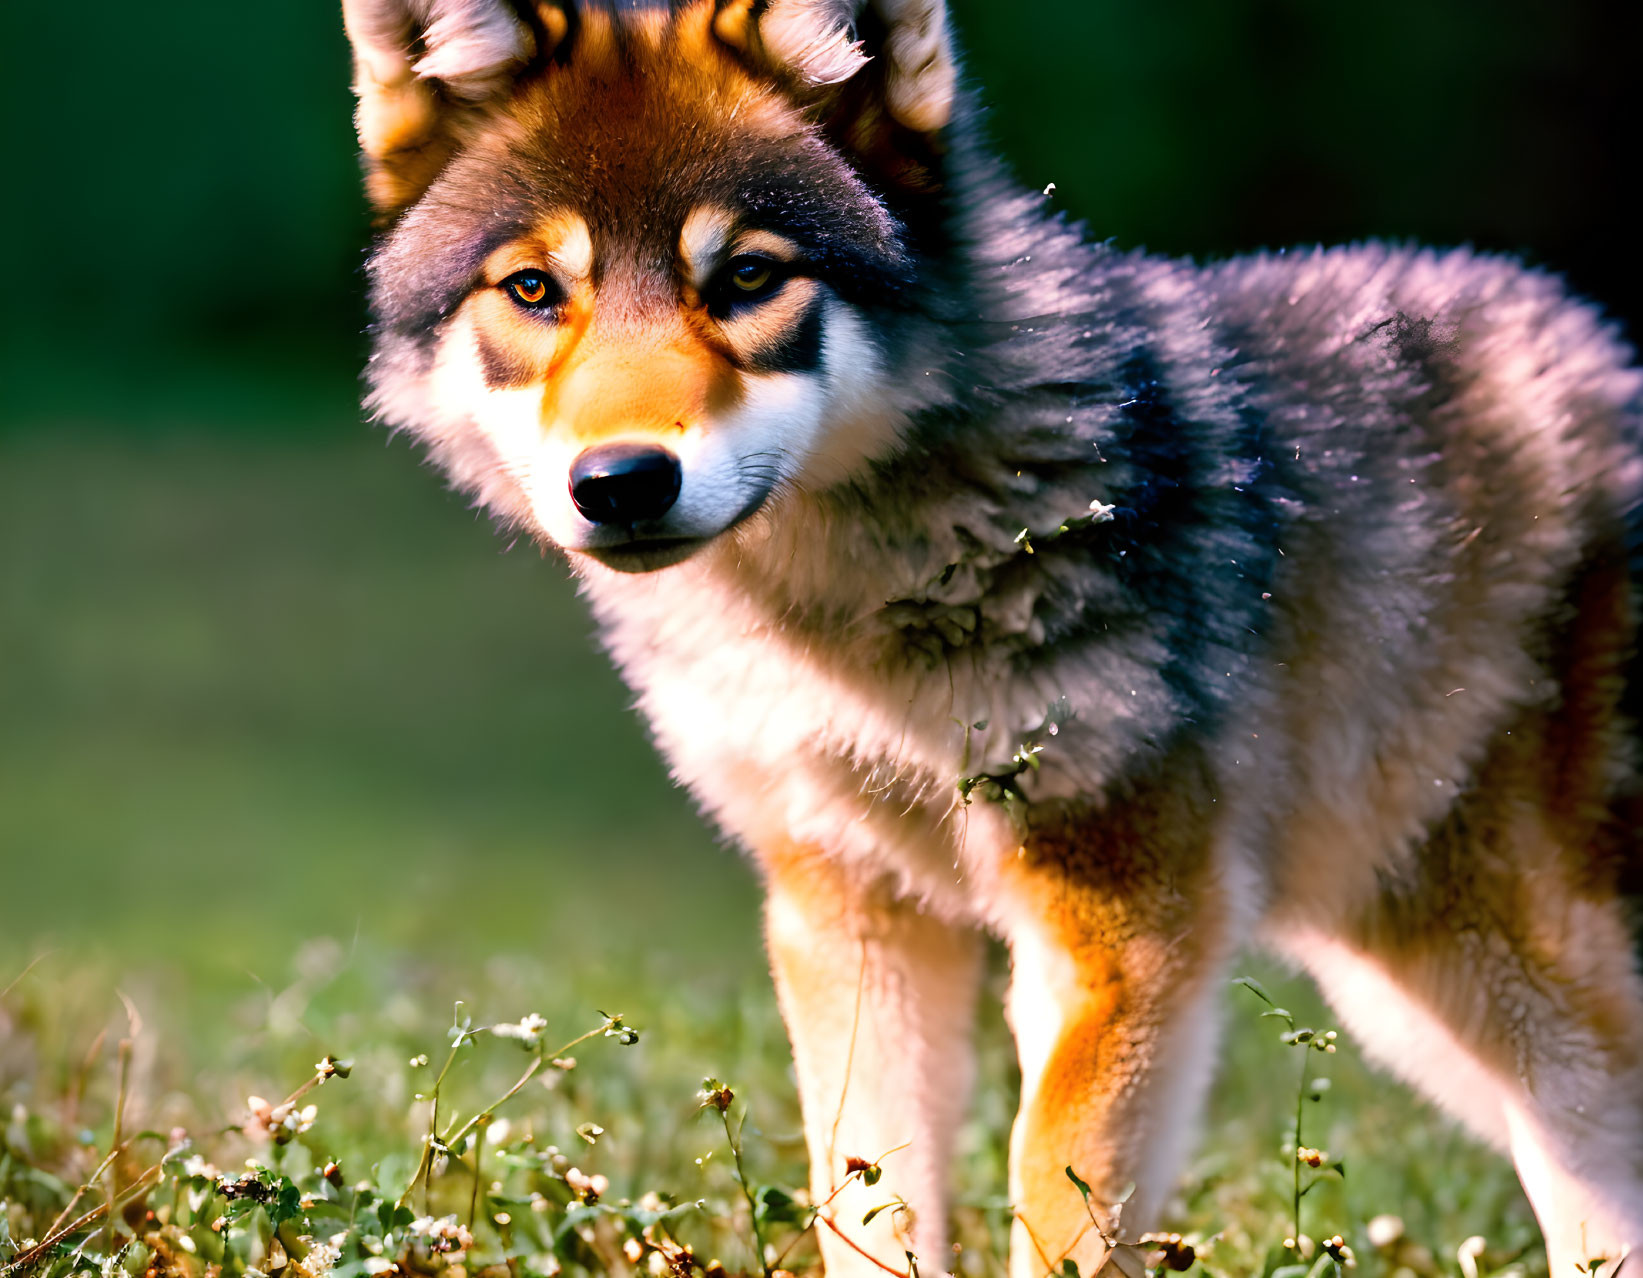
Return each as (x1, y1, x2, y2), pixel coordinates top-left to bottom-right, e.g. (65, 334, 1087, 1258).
(727, 256, 780, 297)
(502, 271, 558, 310)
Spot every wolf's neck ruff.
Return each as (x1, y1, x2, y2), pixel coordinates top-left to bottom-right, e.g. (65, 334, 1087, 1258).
(347, 3, 1643, 1276)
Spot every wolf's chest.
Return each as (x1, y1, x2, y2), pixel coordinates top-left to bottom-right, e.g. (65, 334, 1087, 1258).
(579, 559, 1200, 911)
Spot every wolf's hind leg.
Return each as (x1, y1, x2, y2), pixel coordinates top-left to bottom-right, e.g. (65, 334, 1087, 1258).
(1286, 788, 1643, 1278)
(760, 844, 984, 1278)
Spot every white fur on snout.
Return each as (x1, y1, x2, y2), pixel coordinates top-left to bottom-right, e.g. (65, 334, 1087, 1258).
(792, 303, 904, 488)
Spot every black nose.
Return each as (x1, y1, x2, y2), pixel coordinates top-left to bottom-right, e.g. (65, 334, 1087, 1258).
(569, 444, 683, 525)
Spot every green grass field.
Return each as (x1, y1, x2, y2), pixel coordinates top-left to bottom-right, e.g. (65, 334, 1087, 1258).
(0, 393, 1545, 1278)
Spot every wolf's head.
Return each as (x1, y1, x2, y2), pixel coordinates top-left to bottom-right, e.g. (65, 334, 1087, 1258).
(349, 0, 965, 573)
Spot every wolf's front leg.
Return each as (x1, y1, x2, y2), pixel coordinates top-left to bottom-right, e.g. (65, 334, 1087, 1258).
(760, 844, 984, 1278)
(998, 778, 1236, 1278)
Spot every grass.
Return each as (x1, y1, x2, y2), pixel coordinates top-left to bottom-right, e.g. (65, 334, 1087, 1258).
(0, 948, 1545, 1278)
(0, 402, 1547, 1278)
(0, 413, 757, 973)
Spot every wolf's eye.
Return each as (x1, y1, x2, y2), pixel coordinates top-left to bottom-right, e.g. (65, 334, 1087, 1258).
(724, 255, 783, 301)
(502, 271, 559, 310)
(730, 258, 774, 292)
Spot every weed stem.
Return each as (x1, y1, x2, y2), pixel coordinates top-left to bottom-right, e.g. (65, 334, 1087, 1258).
(1293, 1045, 1310, 1250)
(0, 1164, 162, 1277)
(720, 1105, 773, 1278)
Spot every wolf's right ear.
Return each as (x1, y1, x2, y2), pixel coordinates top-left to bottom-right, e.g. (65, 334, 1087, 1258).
(714, 0, 957, 135)
(343, 0, 556, 215)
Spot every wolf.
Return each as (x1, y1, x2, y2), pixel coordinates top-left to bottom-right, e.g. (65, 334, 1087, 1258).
(340, 1, 1643, 1273)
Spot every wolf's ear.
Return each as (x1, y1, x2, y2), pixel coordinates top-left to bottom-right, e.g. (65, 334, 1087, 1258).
(714, 0, 957, 134)
(343, 0, 553, 214)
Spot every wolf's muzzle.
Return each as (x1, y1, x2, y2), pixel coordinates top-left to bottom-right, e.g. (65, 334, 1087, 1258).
(569, 444, 683, 525)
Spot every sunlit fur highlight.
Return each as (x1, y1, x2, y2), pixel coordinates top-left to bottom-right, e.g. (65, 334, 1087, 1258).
(679, 204, 736, 291)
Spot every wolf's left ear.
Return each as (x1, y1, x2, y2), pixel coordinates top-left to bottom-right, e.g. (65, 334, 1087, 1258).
(714, 0, 957, 134)
(343, 0, 549, 214)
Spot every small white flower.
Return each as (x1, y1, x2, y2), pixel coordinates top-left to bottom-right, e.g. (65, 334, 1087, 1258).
(303, 1236, 344, 1276)
(494, 1013, 549, 1049)
(362, 1258, 397, 1275)
(486, 1117, 513, 1146)
(244, 1097, 315, 1144)
(281, 1104, 318, 1136)
(409, 1214, 474, 1255)
(1366, 1215, 1405, 1249)
(182, 1155, 220, 1181)
(563, 1167, 609, 1201)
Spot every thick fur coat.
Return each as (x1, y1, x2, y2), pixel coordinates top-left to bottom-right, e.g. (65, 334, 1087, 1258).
(344, 2, 1643, 1274)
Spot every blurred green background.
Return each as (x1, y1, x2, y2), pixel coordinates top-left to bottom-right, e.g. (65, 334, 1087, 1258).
(2, 0, 1639, 982)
